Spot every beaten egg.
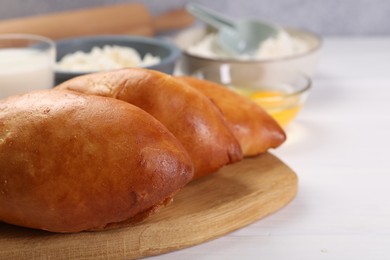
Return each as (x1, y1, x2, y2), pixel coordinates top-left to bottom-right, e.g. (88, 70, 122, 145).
(231, 86, 306, 127)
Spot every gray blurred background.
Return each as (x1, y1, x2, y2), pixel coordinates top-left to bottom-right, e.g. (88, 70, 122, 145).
(0, 0, 389, 36)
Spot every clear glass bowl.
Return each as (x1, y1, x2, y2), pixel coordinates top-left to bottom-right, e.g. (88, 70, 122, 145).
(192, 64, 311, 127)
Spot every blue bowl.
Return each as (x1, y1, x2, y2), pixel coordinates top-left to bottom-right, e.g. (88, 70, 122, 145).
(55, 35, 181, 85)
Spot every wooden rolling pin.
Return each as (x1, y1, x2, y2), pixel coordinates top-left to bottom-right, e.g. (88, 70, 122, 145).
(0, 3, 195, 39)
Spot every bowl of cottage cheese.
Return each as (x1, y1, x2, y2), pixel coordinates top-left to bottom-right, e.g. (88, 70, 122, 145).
(55, 35, 181, 84)
(173, 26, 321, 76)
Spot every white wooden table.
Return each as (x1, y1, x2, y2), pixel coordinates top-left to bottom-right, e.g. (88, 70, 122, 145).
(155, 37, 390, 259)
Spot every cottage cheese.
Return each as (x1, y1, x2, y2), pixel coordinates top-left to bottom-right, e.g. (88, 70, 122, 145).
(56, 45, 161, 72)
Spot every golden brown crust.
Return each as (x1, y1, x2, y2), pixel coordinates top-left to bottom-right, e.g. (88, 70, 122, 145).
(176, 76, 286, 156)
(56, 68, 243, 179)
(92, 196, 173, 231)
(0, 90, 193, 233)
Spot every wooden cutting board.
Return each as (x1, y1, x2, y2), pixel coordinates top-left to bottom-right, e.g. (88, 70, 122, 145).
(0, 153, 297, 259)
(0, 3, 195, 39)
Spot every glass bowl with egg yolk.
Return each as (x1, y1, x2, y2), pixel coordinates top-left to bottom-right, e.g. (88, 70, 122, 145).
(191, 64, 311, 128)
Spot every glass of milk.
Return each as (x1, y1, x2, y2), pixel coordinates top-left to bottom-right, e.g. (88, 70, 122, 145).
(0, 34, 55, 99)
